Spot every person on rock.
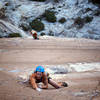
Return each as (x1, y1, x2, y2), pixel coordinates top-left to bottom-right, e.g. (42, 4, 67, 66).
(30, 66, 68, 91)
(30, 30, 39, 40)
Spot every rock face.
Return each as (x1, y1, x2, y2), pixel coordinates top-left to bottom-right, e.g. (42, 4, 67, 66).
(0, 1, 3, 9)
(0, 20, 28, 37)
(0, 1, 5, 18)
(7, 2, 53, 26)
(0, 0, 100, 39)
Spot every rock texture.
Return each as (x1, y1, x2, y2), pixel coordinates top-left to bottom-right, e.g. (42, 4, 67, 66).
(0, 0, 100, 39)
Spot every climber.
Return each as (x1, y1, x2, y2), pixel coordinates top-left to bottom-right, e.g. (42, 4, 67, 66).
(30, 66, 68, 91)
(30, 30, 39, 40)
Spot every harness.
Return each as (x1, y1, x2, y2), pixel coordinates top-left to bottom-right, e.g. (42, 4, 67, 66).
(36, 77, 43, 83)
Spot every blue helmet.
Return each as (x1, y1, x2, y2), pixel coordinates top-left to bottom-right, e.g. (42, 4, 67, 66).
(35, 66, 45, 72)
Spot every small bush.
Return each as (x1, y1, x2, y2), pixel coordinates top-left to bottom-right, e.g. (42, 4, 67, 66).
(20, 24, 30, 31)
(40, 32, 46, 36)
(5, 2, 9, 6)
(48, 31, 54, 36)
(31, 0, 46, 2)
(84, 16, 93, 23)
(43, 10, 57, 23)
(54, 0, 59, 3)
(74, 17, 84, 28)
(74, 16, 93, 29)
(88, 0, 100, 4)
(94, 10, 100, 16)
(8, 33, 22, 38)
(59, 17, 66, 23)
(58, 6, 62, 8)
(0, 8, 6, 18)
(85, 8, 92, 13)
(30, 19, 45, 32)
(0, 35, 2, 38)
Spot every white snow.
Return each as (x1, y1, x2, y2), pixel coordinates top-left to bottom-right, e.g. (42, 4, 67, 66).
(0, 0, 100, 39)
